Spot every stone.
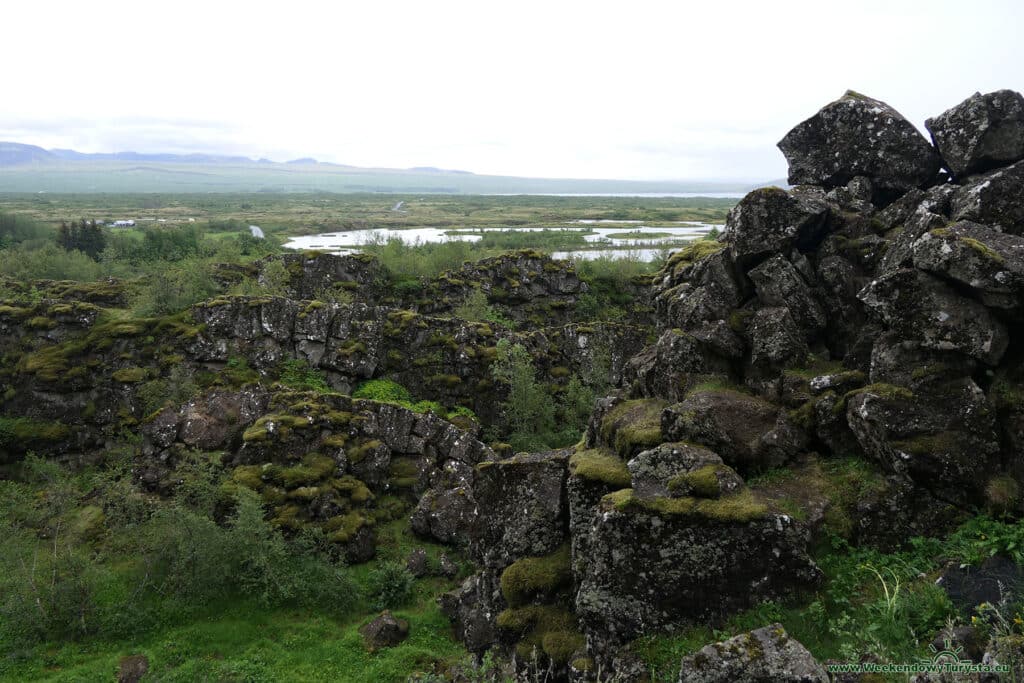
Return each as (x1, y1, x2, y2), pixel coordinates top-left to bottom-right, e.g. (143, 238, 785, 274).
(950, 159, 1024, 233)
(936, 555, 1024, 619)
(359, 610, 410, 651)
(677, 624, 828, 683)
(469, 450, 569, 568)
(575, 495, 820, 650)
(662, 388, 804, 474)
(778, 91, 941, 196)
(117, 655, 149, 683)
(746, 306, 809, 369)
(626, 442, 737, 500)
(406, 548, 429, 578)
(747, 255, 826, 333)
(726, 187, 829, 269)
(845, 378, 1000, 505)
(912, 221, 1024, 307)
(438, 553, 458, 578)
(439, 572, 502, 653)
(926, 89, 1024, 178)
(858, 268, 1009, 365)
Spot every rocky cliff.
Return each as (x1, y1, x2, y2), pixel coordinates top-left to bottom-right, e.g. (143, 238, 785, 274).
(429, 88, 1024, 680)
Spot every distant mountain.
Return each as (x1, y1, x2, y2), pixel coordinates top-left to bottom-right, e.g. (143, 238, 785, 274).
(49, 149, 253, 164)
(0, 140, 766, 195)
(408, 166, 474, 175)
(0, 142, 56, 166)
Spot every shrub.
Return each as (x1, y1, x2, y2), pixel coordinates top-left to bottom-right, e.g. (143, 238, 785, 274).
(352, 378, 414, 405)
(132, 259, 219, 316)
(278, 358, 331, 393)
(366, 560, 415, 610)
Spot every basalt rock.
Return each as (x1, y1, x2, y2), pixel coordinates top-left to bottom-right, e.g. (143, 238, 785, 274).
(778, 90, 941, 197)
(725, 187, 829, 269)
(950, 159, 1024, 234)
(677, 624, 828, 683)
(662, 388, 805, 474)
(469, 449, 570, 569)
(858, 268, 1008, 366)
(258, 252, 384, 302)
(926, 89, 1024, 178)
(912, 221, 1024, 308)
(575, 488, 820, 652)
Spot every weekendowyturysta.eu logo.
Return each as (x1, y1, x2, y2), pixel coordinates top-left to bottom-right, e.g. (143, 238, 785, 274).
(825, 640, 1010, 676)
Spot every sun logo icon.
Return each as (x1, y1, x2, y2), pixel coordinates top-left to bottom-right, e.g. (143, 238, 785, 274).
(929, 638, 967, 665)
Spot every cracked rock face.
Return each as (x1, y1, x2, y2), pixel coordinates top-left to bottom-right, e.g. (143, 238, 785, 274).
(926, 89, 1024, 179)
(778, 90, 941, 196)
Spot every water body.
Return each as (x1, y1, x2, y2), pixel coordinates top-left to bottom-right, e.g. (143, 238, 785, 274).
(283, 222, 718, 261)
(488, 192, 748, 198)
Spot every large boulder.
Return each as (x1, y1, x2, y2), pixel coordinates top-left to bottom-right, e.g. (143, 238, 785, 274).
(574, 488, 820, 650)
(950, 159, 1024, 234)
(747, 255, 826, 333)
(845, 379, 1000, 505)
(725, 187, 829, 269)
(469, 450, 570, 568)
(439, 572, 503, 653)
(677, 624, 828, 683)
(925, 89, 1024, 178)
(359, 611, 410, 651)
(662, 388, 805, 474)
(778, 91, 941, 196)
(858, 269, 1008, 366)
(912, 221, 1024, 308)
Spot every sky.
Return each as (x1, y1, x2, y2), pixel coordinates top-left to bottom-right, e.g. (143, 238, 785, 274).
(3, 0, 1023, 181)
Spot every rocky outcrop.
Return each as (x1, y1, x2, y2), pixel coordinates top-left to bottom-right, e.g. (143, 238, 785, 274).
(926, 89, 1024, 178)
(778, 90, 941, 197)
(139, 386, 494, 562)
(677, 624, 828, 683)
(258, 252, 385, 302)
(413, 251, 590, 327)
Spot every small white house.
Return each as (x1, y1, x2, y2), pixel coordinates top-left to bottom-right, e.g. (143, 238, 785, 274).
(249, 225, 265, 239)
(112, 220, 136, 228)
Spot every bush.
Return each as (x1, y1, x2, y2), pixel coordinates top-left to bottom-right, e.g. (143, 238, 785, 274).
(0, 242, 108, 281)
(366, 560, 414, 610)
(352, 378, 414, 405)
(278, 358, 331, 393)
(132, 259, 219, 315)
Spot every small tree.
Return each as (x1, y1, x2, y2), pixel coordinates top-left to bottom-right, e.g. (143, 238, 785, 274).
(490, 340, 556, 451)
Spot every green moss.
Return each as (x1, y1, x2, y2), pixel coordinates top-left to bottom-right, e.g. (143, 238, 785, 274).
(112, 367, 147, 383)
(599, 399, 666, 457)
(662, 240, 726, 276)
(27, 316, 57, 330)
(268, 453, 337, 488)
(787, 400, 816, 431)
(347, 439, 383, 465)
(891, 430, 965, 457)
(961, 237, 1005, 264)
(324, 510, 367, 543)
(569, 448, 631, 488)
(496, 605, 583, 665)
(232, 465, 265, 490)
(548, 366, 571, 379)
(985, 474, 1019, 513)
(499, 544, 571, 607)
(387, 457, 419, 489)
(668, 464, 735, 499)
(602, 488, 768, 523)
(427, 374, 462, 388)
(833, 382, 914, 416)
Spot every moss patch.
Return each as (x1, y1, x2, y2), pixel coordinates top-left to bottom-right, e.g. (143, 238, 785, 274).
(599, 399, 667, 458)
(602, 488, 768, 523)
(569, 448, 631, 488)
(499, 544, 571, 607)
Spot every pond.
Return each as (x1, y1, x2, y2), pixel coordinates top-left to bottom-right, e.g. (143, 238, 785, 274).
(282, 221, 719, 261)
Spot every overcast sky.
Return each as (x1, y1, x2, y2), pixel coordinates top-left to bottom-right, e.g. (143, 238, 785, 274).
(3, 0, 1022, 181)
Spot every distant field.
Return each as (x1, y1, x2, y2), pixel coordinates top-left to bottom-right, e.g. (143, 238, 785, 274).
(0, 192, 736, 240)
(0, 160, 755, 195)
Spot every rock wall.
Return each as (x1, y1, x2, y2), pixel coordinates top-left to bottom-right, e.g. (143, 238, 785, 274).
(437, 87, 1024, 680)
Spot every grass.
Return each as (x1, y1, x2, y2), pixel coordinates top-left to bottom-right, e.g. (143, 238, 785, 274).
(0, 596, 463, 682)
